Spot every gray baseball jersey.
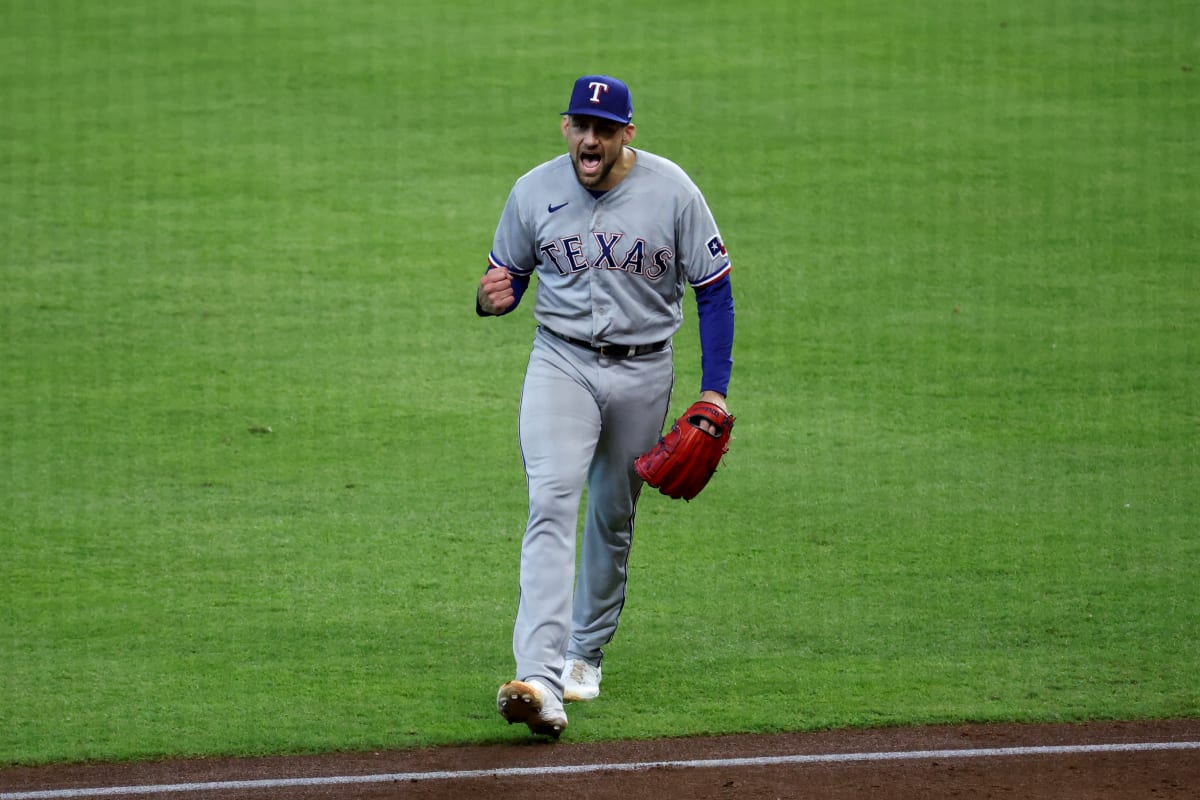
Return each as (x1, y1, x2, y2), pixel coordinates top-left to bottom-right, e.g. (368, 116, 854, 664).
(489, 149, 732, 345)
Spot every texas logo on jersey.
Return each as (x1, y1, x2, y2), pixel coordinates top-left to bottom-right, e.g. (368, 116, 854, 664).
(523, 230, 728, 282)
(538, 232, 674, 280)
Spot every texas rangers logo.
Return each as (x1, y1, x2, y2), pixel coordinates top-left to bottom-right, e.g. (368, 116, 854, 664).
(587, 81, 609, 103)
(706, 235, 727, 259)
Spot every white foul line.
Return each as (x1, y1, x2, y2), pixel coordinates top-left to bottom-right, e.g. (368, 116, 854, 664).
(2, 740, 1198, 799)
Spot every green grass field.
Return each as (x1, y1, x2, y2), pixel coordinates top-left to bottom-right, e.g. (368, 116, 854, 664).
(2, 0, 1197, 766)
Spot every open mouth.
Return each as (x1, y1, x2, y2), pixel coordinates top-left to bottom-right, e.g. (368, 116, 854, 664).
(580, 151, 602, 173)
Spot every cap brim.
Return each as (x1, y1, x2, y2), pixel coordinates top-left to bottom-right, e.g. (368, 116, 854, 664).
(562, 108, 631, 124)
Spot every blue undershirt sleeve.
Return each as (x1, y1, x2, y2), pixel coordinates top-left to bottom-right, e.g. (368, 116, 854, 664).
(694, 274, 735, 395)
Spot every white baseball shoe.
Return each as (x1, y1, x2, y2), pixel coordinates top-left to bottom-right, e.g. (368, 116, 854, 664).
(561, 659, 602, 702)
(497, 679, 568, 738)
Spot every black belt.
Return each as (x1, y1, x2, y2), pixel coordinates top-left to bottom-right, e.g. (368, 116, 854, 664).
(542, 326, 669, 359)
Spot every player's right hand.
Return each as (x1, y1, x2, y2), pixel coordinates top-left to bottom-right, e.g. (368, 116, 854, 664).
(478, 267, 515, 315)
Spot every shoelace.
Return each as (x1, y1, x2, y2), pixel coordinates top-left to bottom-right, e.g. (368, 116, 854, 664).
(569, 661, 589, 683)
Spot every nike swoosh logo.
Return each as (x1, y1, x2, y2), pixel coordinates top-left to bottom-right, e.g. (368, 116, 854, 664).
(548, 202, 569, 213)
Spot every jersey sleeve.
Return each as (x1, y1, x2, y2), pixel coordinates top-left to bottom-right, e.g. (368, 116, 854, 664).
(677, 194, 732, 288)
(489, 187, 536, 278)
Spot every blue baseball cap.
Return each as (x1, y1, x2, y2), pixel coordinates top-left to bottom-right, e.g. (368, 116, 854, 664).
(562, 75, 634, 125)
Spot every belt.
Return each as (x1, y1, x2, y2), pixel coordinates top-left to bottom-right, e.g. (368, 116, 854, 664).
(541, 326, 669, 359)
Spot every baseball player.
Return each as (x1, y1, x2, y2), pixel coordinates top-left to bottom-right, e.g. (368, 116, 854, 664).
(477, 75, 735, 738)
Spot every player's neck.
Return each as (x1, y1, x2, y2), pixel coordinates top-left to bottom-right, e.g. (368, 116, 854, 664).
(596, 147, 636, 192)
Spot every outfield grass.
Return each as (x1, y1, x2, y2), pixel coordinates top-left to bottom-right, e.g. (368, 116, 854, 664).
(2, 0, 1197, 765)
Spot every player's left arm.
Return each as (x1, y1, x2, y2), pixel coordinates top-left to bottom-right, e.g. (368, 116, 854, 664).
(694, 273, 734, 410)
(677, 184, 734, 417)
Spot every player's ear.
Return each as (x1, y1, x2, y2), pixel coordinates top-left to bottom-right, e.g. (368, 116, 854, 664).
(623, 123, 636, 145)
(561, 116, 571, 138)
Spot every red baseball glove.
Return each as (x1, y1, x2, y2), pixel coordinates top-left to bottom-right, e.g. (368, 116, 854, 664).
(634, 401, 734, 501)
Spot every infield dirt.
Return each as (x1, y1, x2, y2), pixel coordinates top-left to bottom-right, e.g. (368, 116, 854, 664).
(3, 719, 1198, 799)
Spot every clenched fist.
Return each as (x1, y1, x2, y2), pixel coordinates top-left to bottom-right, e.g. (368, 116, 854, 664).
(478, 267, 515, 315)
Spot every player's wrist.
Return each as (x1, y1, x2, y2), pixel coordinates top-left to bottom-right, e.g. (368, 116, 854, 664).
(698, 389, 727, 411)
